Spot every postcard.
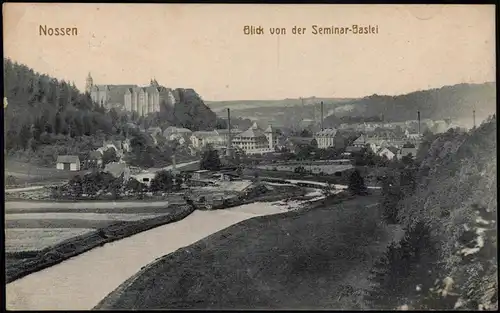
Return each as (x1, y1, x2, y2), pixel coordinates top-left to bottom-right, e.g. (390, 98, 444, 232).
(3, 3, 497, 311)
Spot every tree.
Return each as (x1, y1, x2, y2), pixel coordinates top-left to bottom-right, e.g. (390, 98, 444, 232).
(348, 169, 367, 195)
(150, 170, 174, 192)
(102, 148, 119, 165)
(125, 178, 144, 193)
(174, 174, 183, 190)
(200, 148, 222, 171)
(381, 175, 402, 224)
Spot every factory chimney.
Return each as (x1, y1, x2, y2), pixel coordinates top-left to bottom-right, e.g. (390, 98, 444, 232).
(226, 108, 233, 158)
(417, 111, 421, 136)
(320, 101, 324, 131)
(473, 109, 476, 128)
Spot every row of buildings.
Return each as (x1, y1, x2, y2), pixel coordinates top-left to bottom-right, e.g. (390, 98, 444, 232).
(161, 123, 280, 155)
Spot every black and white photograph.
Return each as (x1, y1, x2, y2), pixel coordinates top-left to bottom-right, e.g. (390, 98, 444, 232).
(3, 3, 497, 310)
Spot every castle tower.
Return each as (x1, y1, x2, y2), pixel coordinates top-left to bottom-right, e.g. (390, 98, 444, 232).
(85, 72, 93, 94)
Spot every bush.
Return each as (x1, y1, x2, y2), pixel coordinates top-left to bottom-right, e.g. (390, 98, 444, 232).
(150, 170, 174, 192)
(348, 169, 367, 195)
(5, 175, 18, 186)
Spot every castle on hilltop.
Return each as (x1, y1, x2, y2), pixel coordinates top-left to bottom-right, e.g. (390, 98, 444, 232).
(85, 73, 177, 116)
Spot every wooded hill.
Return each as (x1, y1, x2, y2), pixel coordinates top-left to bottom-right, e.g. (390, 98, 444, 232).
(3, 58, 218, 165)
(324, 83, 496, 125)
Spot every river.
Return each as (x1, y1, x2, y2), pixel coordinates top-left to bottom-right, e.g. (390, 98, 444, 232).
(5, 202, 290, 310)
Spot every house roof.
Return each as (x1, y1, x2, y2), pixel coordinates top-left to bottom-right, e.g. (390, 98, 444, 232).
(315, 128, 337, 137)
(237, 127, 266, 138)
(57, 155, 80, 163)
(192, 130, 219, 138)
(264, 125, 280, 134)
(287, 137, 314, 145)
(250, 122, 260, 129)
(387, 146, 400, 154)
(216, 129, 243, 135)
(353, 134, 366, 144)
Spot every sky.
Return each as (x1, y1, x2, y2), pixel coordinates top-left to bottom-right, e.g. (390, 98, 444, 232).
(3, 4, 496, 101)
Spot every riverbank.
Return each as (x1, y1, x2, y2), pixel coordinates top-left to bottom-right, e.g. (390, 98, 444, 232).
(5, 204, 195, 283)
(6, 201, 292, 310)
(94, 194, 402, 310)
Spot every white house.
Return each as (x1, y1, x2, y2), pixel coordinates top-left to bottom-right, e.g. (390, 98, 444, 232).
(163, 126, 192, 139)
(56, 155, 81, 171)
(314, 128, 338, 149)
(131, 171, 157, 187)
(377, 147, 398, 160)
(190, 130, 224, 149)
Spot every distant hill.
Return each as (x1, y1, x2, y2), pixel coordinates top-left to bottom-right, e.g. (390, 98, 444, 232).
(324, 83, 496, 125)
(206, 97, 355, 113)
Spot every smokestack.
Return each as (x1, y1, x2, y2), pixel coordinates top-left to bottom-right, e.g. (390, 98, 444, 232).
(473, 109, 476, 128)
(226, 108, 233, 158)
(417, 111, 421, 135)
(320, 101, 324, 131)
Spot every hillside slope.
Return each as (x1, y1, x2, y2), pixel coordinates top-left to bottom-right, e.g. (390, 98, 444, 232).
(369, 115, 497, 310)
(324, 83, 496, 124)
(162, 88, 217, 131)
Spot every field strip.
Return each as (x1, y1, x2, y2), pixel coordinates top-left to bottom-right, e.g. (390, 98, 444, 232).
(5, 201, 171, 210)
(5, 228, 96, 253)
(5, 213, 167, 222)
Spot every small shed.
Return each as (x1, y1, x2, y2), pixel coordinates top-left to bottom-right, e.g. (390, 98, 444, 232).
(56, 155, 81, 171)
(192, 169, 211, 180)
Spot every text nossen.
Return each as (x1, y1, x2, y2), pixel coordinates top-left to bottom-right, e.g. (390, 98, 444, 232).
(39, 25, 78, 36)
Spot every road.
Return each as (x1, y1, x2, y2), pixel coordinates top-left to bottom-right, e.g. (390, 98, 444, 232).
(5, 186, 47, 193)
(160, 160, 200, 172)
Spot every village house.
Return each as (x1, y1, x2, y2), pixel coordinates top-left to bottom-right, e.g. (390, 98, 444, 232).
(56, 155, 81, 171)
(399, 143, 418, 160)
(191, 169, 212, 180)
(131, 171, 157, 187)
(215, 128, 243, 146)
(190, 130, 224, 149)
(352, 134, 368, 148)
(285, 137, 316, 153)
(163, 126, 192, 142)
(377, 146, 399, 160)
(314, 128, 337, 149)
